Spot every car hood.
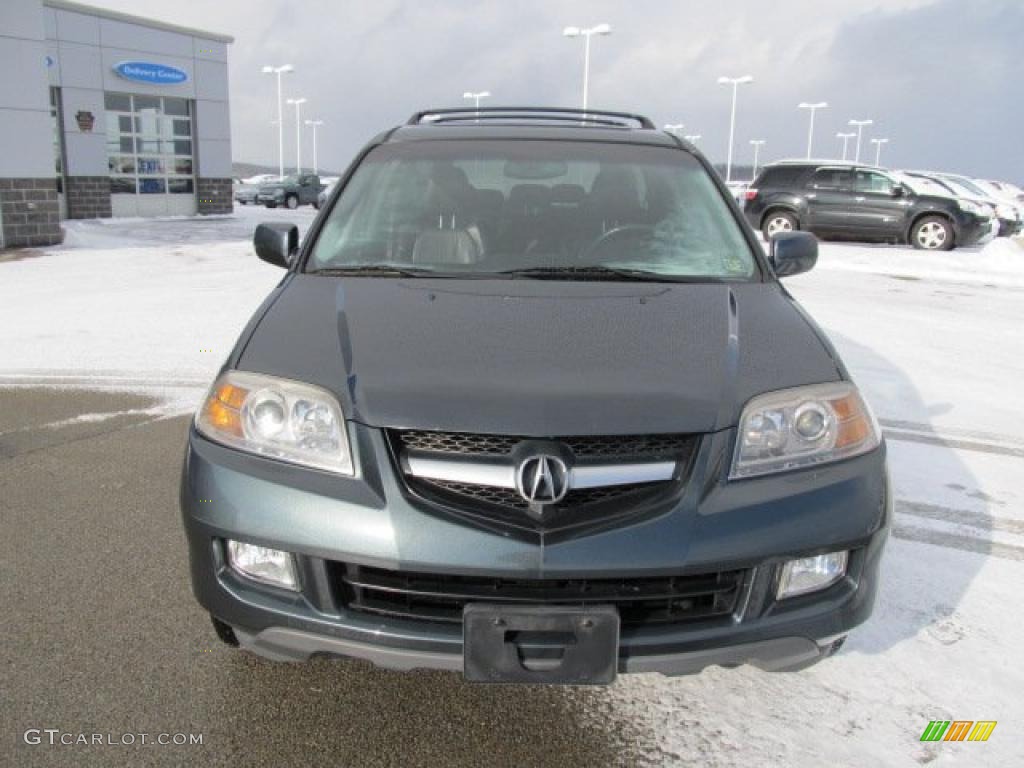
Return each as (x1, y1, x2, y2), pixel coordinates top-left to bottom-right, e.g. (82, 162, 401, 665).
(236, 275, 841, 435)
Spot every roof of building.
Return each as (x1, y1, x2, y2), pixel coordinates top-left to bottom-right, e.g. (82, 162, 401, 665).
(44, 0, 233, 43)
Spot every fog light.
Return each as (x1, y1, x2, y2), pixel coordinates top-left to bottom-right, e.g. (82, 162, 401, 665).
(777, 551, 847, 599)
(226, 540, 298, 590)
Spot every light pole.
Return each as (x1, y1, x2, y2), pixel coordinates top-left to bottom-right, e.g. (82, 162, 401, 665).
(717, 75, 754, 183)
(563, 23, 612, 114)
(871, 137, 889, 167)
(749, 139, 766, 181)
(684, 134, 702, 144)
(462, 91, 490, 121)
(261, 64, 293, 180)
(286, 97, 306, 174)
(797, 101, 828, 158)
(836, 132, 855, 161)
(663, 123, 685, 136)
(848, 119, 873, 163)
(305, 119, 323, 174)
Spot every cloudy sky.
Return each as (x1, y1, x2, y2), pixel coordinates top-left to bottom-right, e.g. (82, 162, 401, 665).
(97, 0, 1021, 180)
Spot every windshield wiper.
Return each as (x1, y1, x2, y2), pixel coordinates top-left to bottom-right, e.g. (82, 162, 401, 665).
(496, 265, 675, 282)
(308, 265, 443, 278)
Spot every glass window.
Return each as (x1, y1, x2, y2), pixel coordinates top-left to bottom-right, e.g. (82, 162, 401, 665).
(105, 92, 194, 196)
(108, 156, 135, 174)
(164, 98, 190, 116)
(50, 87, 64, 194)
(807, 169, 852, 190)
(309, 141, 757, 279)
(134, 95, 160, 111)
(139, 178, 166, 194)
(104, 93, 131, 111)
(854, 171, 894, 194)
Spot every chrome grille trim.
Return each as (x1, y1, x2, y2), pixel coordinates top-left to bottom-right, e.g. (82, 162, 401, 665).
(403, 450, 675, 490)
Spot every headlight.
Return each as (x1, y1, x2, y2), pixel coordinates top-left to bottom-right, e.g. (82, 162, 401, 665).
(995, 203, 1018, 221)
(196, 370, 354, 475)
(958, 199, 983, 216)
(731, 382, 880, 479)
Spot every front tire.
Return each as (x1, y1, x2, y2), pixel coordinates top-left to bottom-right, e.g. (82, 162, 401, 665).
(762, 211, 798, 241)
(285, 194, 299, 210)
(912, 216, 954, 251)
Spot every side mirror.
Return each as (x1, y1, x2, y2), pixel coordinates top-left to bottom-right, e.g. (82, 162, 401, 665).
(770, 231, 817, 278)
(254, 222, 299, 268)
(891, 184, 905, 197)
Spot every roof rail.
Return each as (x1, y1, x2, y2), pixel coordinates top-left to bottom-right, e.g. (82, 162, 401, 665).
(406, 106, 656, 130)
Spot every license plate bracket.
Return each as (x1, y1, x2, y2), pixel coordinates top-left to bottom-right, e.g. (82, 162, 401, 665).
(463, 604, 619, 684)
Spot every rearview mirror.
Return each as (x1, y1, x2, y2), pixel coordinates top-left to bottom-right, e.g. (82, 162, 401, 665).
(254, 222, 299, 268)
(770, 231, 817, 278)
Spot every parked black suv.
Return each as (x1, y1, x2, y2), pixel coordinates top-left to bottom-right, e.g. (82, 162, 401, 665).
(744, 161, 995, 250)
(182, 108, 889, 685)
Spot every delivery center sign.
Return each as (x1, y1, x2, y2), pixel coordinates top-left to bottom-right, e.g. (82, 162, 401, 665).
(113, 61, 188, 85)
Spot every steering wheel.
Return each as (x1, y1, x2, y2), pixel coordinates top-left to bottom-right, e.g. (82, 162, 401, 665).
(580, 224, 655, 261)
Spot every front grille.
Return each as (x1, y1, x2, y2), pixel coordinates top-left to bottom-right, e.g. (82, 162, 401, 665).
(394, 430, 694, 461)
(388, 429, 698, 538)
(336, 563, 745, 626)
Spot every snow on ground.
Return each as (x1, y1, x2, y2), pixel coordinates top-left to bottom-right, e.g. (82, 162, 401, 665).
(1, 209, 1022, 765)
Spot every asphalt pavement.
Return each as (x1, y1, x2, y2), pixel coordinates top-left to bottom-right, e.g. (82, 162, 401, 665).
(1, 387, 653, 767)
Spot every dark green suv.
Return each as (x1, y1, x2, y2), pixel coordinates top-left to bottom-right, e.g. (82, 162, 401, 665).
(257, 173, 323, 209)
(182, 108, 889, 685)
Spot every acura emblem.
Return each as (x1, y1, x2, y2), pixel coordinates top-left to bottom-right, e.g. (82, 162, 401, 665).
(515, 455, 569, 504)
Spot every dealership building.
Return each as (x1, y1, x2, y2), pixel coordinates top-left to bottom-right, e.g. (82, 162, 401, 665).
(0, 0, 233, 248)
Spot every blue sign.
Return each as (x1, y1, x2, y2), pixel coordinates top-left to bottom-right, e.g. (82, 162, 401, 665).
(113, 61, 188, 85)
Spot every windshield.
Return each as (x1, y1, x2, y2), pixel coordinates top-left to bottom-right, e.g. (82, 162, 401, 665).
(941, 176, 985, 197)
(897, 174, 951, 197)
(307, 141, 757, 280)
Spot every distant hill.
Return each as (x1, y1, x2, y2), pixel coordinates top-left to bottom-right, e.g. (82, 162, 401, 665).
(232, 161, 341, 180)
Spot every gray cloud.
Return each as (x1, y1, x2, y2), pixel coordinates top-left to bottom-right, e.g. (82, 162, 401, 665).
(98, 0, 1021, 181)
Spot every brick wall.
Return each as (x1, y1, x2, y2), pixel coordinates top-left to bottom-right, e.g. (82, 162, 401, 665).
(0, 178, 62, 248)
(66, 176, 112, 220)
(197, 178, 233, 215)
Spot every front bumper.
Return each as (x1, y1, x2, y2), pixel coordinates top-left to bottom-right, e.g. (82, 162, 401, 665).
(955, 213, 997, 246)
(181, 424, 890, 677)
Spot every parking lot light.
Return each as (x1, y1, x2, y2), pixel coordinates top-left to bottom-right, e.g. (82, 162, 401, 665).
(871, 137, 889, 167)
(304, 119, 324, 174)
(798, 102, 828, 158)
(563, 24, 612, 114)
(836, 132, 856, 161)
(462, 91, 490, 122)
(717, 75, 754, 183)
(749, 139, 766, 180)
(286, 97, 307, 174)
(848, 119, 874, 163)
(261, 64, 293, 180)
